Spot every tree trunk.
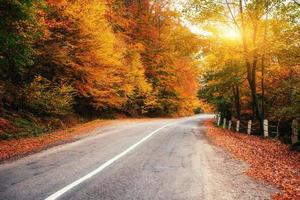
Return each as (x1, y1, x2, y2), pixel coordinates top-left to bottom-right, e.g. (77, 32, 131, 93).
(232, 85, 241, 120)
(239, 0, 264, 134)
(248, 74, 263, 132)
(261, 55, 265, 119)
(261, 0, 269, 120)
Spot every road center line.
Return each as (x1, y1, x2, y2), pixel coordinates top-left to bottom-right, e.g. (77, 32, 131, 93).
(45, 122, 176, 200)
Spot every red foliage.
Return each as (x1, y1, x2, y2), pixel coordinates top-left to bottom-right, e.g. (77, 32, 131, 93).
(205, 121, 300, 200)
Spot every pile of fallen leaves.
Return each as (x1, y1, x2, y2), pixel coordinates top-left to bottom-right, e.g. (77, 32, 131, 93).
(205, 121, 300, 200)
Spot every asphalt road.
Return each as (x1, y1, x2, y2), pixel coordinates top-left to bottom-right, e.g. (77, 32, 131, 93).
(0, 114, 277, 200)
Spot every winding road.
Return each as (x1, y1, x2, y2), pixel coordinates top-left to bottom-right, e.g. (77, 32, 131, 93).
(0, 114, 277, 200)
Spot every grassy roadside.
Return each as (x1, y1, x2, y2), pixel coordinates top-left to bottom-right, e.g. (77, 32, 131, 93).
(205, 120, 300, 200)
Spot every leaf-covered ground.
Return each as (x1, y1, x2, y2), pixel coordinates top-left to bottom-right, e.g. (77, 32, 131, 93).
(0, 119, 116, 162)
(205, 121, 300, 200)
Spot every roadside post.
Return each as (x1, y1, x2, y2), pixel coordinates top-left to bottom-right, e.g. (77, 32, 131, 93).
(217, 116, 221, 126)
(223, 118, 226, 129)
(236, 120, 240, 132)
(247, 120, 252, 135)
(263, 119, 269, 137)
(228, 120, 232, 130)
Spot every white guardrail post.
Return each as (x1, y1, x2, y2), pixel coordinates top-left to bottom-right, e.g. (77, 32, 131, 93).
(223, 118, 226, 129)
(236, 120, 240, 132)
(263, 119, 268, 137)
(217, 115, 221, 126)
(228, 120, 232, 130)
(247, 120, 252, 135)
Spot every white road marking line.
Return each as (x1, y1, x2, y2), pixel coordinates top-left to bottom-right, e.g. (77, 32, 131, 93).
(45, 122, 176, 200)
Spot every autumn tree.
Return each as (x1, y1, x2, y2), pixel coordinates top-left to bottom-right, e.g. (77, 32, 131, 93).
(37, 0, 134, 116)
(108, 0, 202, 116)
(198, 34, 246, 120)
(185, 0, 300, 133)
(0, 0, 42, 83)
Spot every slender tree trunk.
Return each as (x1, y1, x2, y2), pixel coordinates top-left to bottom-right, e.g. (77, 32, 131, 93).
(261, 0, 269, 120)
(239, 0, 264, 133)
(232, 85, 241, 120)
(249, 74, 263, 130)
(261, 55, 265, 118)
(251, 97, 255, 120)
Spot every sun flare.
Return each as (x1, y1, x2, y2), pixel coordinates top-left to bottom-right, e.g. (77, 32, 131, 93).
(221, 26, 241, 39)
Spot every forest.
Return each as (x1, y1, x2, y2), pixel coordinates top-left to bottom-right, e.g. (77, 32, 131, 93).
(0, 0, 299, 139)
(0, 0, 202, 138)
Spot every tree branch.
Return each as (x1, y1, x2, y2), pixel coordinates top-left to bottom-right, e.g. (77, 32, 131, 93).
(225, 0, 241, 31)
(293, 0, 300, 6)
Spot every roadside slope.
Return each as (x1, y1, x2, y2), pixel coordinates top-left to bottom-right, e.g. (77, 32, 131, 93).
(0, 118, 158, 162)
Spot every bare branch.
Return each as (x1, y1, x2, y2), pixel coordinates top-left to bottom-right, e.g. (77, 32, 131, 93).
(225, 0, 241, 31)
(293, 0, 300, 6)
